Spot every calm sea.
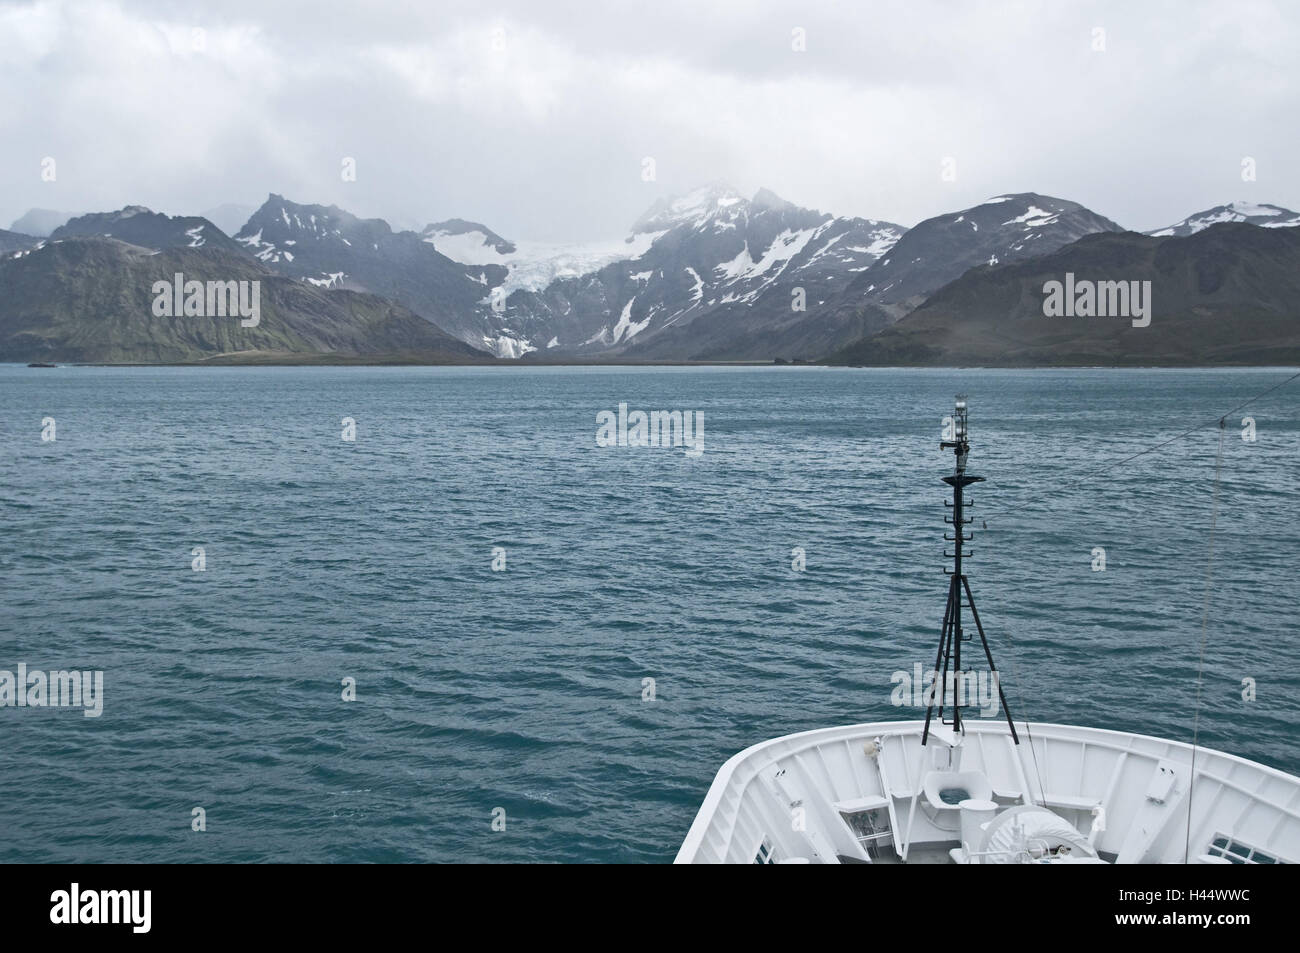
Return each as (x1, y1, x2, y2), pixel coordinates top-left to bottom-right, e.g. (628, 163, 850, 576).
(1, 365, 1297, 862)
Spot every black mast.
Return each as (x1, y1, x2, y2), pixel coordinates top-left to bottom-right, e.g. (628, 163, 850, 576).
(922, 396, 1019, 745)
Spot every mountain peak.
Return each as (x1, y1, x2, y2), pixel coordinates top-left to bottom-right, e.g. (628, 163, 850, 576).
(978, 192, 1081, 210)
(1225, 199, 1289, 215)
(10, 208, 76, 237)
(629, 182, 747, 234)
(48, 206, 240, 254)
(751, 187, 796, 212)
(839, 191, 1123, 306)
(240, 194, 387, 240)
(1148, 200, 1300, 237)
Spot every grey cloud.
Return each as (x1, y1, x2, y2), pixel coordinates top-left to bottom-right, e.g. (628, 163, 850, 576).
(1, 0, 1296, 241)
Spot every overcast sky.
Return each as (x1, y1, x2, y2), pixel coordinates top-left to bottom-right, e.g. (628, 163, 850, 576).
(1, 0, 1297, 240)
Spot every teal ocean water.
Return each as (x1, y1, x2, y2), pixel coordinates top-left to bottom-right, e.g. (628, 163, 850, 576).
(1, 365, 1296, 863)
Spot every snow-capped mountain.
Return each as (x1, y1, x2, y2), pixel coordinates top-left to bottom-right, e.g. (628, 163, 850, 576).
(835, 193, 1125, 315)
(234, 195, 519, 353)
(27, 188, 902, 360)
(51, 206, 245, 254)
(495, 184, 905, 358)
(628, 181, 750, 233)
(22, 188, 1192, 363)
(831, 222, 1300, 366)
(1147, 201, 1300, 237)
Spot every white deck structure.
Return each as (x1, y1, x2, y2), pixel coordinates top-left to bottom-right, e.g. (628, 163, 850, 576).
(676, 720, 1300, 864)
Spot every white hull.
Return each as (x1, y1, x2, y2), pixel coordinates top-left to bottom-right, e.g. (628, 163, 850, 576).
(676, 720, 1300, 864)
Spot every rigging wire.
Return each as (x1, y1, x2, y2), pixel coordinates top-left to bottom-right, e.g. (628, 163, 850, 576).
(1184, 417, 1227, 863)
(970, 368, 1298, 835)
(978, 368, 1300, 527)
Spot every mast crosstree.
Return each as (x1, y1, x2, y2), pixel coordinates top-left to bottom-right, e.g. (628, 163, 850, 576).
(922, 396, 1019, 746)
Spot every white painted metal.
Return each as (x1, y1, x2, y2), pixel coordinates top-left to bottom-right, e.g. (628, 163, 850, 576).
(676, 720, 1300, 865)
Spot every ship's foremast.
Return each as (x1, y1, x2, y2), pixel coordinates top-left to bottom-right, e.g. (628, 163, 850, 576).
(922, 396, 1019, 745)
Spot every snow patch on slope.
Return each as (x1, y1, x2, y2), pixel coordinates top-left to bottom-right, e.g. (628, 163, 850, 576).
(484, 334, 536, 358)
(748, 227, 818, 277)
(611, 296, 651, 343)
(1002, 206, 1060, 228)
(422, 229, 509, 265)
(684, 266, 704, 301)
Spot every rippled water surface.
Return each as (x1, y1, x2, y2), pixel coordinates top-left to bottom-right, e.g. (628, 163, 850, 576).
(1, 365, 1297, 862)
